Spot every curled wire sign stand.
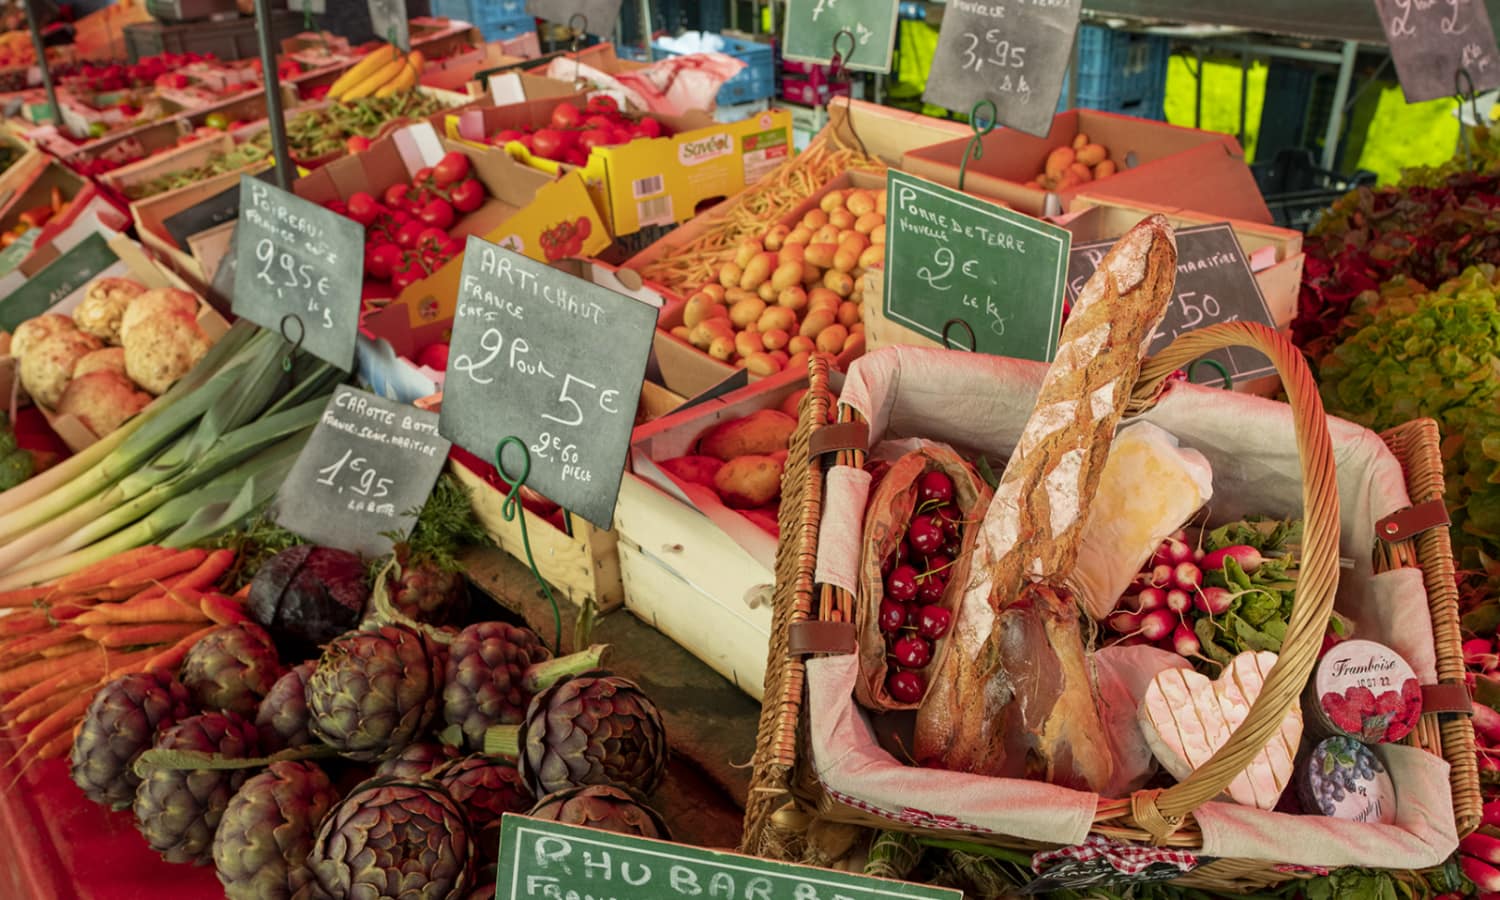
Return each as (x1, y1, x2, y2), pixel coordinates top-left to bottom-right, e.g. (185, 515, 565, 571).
(829, 29, 869, 159)
(957, 99, 997, 192)
(278, 314, 305, 373)
(493, 436, 564, 655)
(569, 14, 587, 89)
(941, 318, 977, 353)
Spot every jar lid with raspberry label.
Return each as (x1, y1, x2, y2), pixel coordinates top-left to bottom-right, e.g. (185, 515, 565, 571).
(1304, 639, 1422, 744)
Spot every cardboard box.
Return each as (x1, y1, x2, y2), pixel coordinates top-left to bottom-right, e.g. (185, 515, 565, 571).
(524, 42, 648, 80)
(0, 234, 229, 453)
(1, 160, 128, 253)
(901, 109, 1272, 223)
(0, 129, 46, 212)
(618, 368, 816, 699)
(131, 162, 274, 292)
(421, 44, 528, 95)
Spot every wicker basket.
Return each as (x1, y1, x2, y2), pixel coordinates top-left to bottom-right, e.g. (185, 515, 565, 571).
(742, 322, 1480, 893)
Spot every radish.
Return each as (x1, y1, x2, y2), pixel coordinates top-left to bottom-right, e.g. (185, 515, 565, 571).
(1171, 624, 1201, 657)
(1150, 537, 1193, 568)
(1475, 703, 1500, 745)
(1201, 544, 1264, 574)
(1462, 832, 1500, 865)
(1481, 752, 1500, 779)
(1170, 528, 1187, 543)
(1195, 586, 1233, 616)
(1107, 609, 1142, 634)
(1136, 609, 1176, 642)
(1165, 589, 1192, 614)
(1149, 563, 1173, 587)
(1466, 638, 1498, 672)
(1170, 562, 1202, 592)
(1483, 798, 1500, 830)
(1129, 586, 1168, 613)
(1462, 855, 1500, 892)
(1193, 546, 1205, 562)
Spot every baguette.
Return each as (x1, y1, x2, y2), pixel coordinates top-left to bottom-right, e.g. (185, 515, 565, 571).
(914, 215, 1177, 790)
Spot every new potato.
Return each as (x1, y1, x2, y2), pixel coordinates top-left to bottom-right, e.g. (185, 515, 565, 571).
(698, 409, 797, 460)
(713, 455, 783, 508)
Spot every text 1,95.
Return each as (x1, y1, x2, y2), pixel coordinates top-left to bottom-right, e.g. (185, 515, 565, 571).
(530, 431, 591, 483)
(315, 448, 393, 499)
(450, 327, 622, 427)
(255, 238, 333, 328)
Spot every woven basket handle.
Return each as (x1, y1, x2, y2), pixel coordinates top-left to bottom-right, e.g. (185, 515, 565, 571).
(1123, 322, 1341, 838)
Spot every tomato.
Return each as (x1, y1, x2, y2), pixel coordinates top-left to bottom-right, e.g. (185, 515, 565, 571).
(585, 94, 618, 114)
(414, 166, 434, 185)
(449, 178, 485, 214)
(605, 126, 632, 147)
(516, 134, 535, 154)
(395, 221, 425, 249)
(204, 112, 229, 130)
(383, 183, 412, 211)
(562, 147, 588, 167)
(583, 114, 614, 131)
(418, 198, 455, 231)
(391, 264, 422, 292)
(346, 191, 380, 226)
(365, 241, 399, 279)
(551, 102, 581, 129)
(575, 216, 591, 239)
(347, 135, 371, 153)
(636, 116, 663, 139)
(417, 342, 450, 371)
(577, 129, 611, 153)
(432, 150, 470, 187)
(531, 128, 566, 161)
(491, 128, 524, 146)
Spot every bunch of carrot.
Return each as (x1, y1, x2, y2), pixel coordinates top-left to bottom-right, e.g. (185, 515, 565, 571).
(0, 544, 247, 763)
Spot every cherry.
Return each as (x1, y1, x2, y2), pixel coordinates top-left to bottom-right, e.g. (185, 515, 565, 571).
(908, 515, 945, 556)
(878, 600, 907, 635)
(918, 470, 955, 505)
(896, 539, 911, 564)
(886, 564, 919, 602)
(893, 635, 932, 668)
(918, 605, 953, 640)
(924, 553, 952, 574)
(880, 553, 896, 578)
(942, 539, 962, 558)
(938, 505, 964, 537)
(887, 669, 926, 703)
(916, 572, 947, 604)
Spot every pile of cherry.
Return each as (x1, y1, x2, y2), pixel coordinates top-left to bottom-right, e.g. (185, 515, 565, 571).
(1104, 531, 1260, 658)
(876, 470, 963, 703)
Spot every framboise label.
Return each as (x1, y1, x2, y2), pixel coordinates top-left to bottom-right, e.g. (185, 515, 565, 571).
(1296, 737, 1397, 825)
(1308, 639, 1422, 744)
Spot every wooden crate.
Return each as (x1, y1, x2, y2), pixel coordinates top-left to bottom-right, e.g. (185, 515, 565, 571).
(130, 163, 272, 292)
(100, 132, 236, 200)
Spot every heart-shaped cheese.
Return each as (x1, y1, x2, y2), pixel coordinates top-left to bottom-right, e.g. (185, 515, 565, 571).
(1138, 650, 1302, 809)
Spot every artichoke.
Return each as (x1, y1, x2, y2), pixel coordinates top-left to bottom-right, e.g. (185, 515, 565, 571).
(133, 711, 262, 864)
(256, 661, 316, 752)
(182, 622, 285, 717)
(307, 624, 445, 761)
(374, 741, 459, 779)
(442, 622, 551, 751)
(501, 671, 668, 797)
(386, 557, 468, 626)
(71, 670, 193, 809)
(527, 784, 670, 839)
(434, 754, 531, 834)
(305, 777, 474, 899)
(213, 760, 338, 900)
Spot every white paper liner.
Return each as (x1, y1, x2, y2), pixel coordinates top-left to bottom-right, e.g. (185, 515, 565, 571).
(814, 466, 871, 596)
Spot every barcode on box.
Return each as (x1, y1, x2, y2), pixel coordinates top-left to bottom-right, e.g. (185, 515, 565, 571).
(632, 175, 665, 198)
(636, 196, 673, 227)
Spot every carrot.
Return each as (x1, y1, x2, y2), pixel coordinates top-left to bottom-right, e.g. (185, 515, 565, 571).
(108, 549, 205, 590)
(88, 584, 147, 603)
(75, 594, 208, 627)
(0, 611, 50, 636)
(0, 585, 52, 608)
(2, 658, 106, 714)
(41, 639, 93, 659)
(15, 687, 83, 725)
(144, 625, 215, 672)
(33, 731, 75, 761)
(232, 583, 251, 601)
(0, 652, 91, 692)
(46, 603, 91, 622)
(88, 622, 203, 648)
(24, 693, 92, 751)
(200, 594, 248, 627)
(99, 647, 161, 677)
(171, 549, 234, 594)
(3, 627, 82, 657)
(53, 546, 174, 593)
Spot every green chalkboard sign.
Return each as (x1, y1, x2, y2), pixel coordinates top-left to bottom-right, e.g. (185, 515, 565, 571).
(0, 232, 119, 333)
(782, 0, 901, 73)
(882, 170, 1069, 361)
(0, 228, 38, 279)
(496, 816, 963, 900)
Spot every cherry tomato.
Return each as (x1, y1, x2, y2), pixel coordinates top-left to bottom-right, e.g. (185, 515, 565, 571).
(391, 264, 422, 292)
(364, 241, 400, 280)
(418, 198, 455, 231)
(636, 116, 663, 138)
(383, 183, 412, 211)
(584, 94, 618, 114)
(432, 150, 470, 187)
(531, 128, 566, 161)
(550, 102, 581, 129)
(346, 191, 380, 226)
(449, 178, 485, 214)
(395, 221, 425, 249)
(414, 166, 434, 185)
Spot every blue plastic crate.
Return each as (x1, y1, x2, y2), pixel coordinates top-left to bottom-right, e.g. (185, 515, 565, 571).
(429, 0, 531, 30)
(1057, 25, 1167, 120)
(629, 33, 775, 105)
(476, 13, 536, 43)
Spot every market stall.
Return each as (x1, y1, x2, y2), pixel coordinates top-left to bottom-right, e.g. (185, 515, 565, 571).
(0, 0, 1496, 896)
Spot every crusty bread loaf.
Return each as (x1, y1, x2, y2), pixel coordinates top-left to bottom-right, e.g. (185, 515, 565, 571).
(915, 215, 1177, 788)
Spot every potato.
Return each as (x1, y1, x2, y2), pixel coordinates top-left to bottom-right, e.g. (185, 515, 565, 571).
(1044, 146, 1075, 180)
(786, 226, 813, 246)
(823, 269, 854, 297)
(811, 224, 841, 246)
(846, 190, 876, 216)
(719, 263, 742, 288)
(804, 243, 837, 268)
(701, 284, 726, 302)
(833, 248, 859, 273)
(740, 252, 774, 290)
(777, 286, 808, 311)
(683, 293, 721, 328)
(854, 211, 883, 234)
(713, 454, 784, 508)
(788, 335, 814, 355)
(802, 263, 823, 284)
(770, 261, 803, 293)
(708, 335, 735, 360)
(1067, 161, 1094, 183)
(725, 287, 759, 305)
(807, 287, 842, 312)
(769, 350, 789, 368)
(858, 245, 884, 269)
(780, 388, 808, 419)
(801, 208, 829, 230)
(758, 282, 778, 302)
(762, 328, 790, 352)
(829, 208, 855, 230)
(843, 331, 866, 356)
(819, 190, 847, 214)
(799, 309, 835, 339)
(735, 240, 761, 268)
(786, 350, 811, 373)
(762, 224, 790, 251)
(1095, 159, 1118, 179)
(671, 325, 691, 341)
(1073, 132, 1091, 150)
(745, 352, 779, 376)
(874, 189, 887, 209)
(777, 244, 805, 266)
(838, 232, 869, 254)
(658, 455, 724, 489)
(850, 322, 865, 335)
(690, 317, 733, 349)
(758, 306, 796, 333)
(837, 301, 861, 328)
(816, 324, 849, 355)
(870, 224, 885, 245)
(1075, 143, 1107, 166)
(698, 409, 798, 460)
(729, 297, 767, 328)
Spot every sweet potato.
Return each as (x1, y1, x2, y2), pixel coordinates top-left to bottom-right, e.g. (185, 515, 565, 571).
(1066, 162, 1094, 183)
(1072, 132, 1090, 150)
(1044, 146, 1075, 180)
(658, 456, 724, 489)
(1075, 143, 1107, 166)
(698, 409, 796, 461)
(1094, 159, 1118, 179)
(713, 455, 784, 508)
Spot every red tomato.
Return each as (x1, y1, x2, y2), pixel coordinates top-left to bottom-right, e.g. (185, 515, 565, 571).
(346, 191, 379, 226)
(365, 241, 400, 280)
(531, 128, 566, 161)
(449, 178, 485, 214)
(577, 129, 611, 153)
(491, 128, 524, 145)
(585, 94, 618, 114)
(346, 135, 371, 153)
(395, 221, 425, 249)
(636, 117, 663, 138)
(516, 134, 535, 154)
(391, 264, 422, 292)
(417, 342, 450, 371)
(583, 114, 614, 131)
(562, 147, 588, 167)
(432, 151, 470, 186)
(606, 126, 632, 146)
(575, 217, 592, 239)
(414, 166, 434, 185)
(418, 198, 455, 231)
(383, 183, 411, 210)
(551, 102, 581, 129)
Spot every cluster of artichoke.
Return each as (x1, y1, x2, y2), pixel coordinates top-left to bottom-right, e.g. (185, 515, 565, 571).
(65, 544, 673, 900)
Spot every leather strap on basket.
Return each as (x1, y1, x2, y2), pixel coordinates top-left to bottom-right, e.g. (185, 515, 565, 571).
(810, 421, 869, 458)
(1375, 499, 1451, 543)
(1124, 322, 1341, 841)
(788, 620, 858, 656)
(1423, 683, 1474, 715)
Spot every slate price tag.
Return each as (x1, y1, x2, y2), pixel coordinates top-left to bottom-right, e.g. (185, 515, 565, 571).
(497, 816, 964, 900)
(1065, 222, 1276, 384)
(232, 175, 363, 371)
(1374, 0, 1500, 103)
(782, 0, 902, 73)
(163, 168, 278, 252)
(883, 169, 1069, 360)
(366, 0, 409, 50)
(274, 386, 451, 558)
(439, 237, 655, 530)
(525, 0, 624, 35)
(0, 232, 119, 332)
(924, 0, 1082, 137)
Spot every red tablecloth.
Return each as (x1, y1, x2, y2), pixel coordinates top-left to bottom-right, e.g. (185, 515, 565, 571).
(0, 729, 224, 900)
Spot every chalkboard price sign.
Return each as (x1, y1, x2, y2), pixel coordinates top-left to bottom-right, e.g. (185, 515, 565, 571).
(497, 816, 964, 900)
(883, 169, 1069, 361)
(274, 386, 451, 557)
(924, 0, 1083, 137)
(783, 0, 901, 73)
(1374, 0, 1500, 103)
(1066, 222, 1276, 384)
(0, 232, 119, 333)
(232, 175, 363, 371)
(525, 0, 624, 36)
(439, 237, 655, 530)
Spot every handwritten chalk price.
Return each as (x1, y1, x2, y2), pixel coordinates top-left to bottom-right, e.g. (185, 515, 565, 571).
(254, 238, 334, 329)
(1376, 0, 1500, 102)
(315, 449, 395, 502)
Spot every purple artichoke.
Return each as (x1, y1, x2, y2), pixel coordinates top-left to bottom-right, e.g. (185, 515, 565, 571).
(132, 711, 262, 864)
(181, 622, 285, 717)
(442, 622, 551, 751)
(433, 754, 531, 834)
(71, 670, 193, 809)
(213, 760, 338, 900)
(374, 741, 459, 779)
(527, 784, 670, 839)
(306, 624, 444, 761)
(305, 777, 473, 899)
(255, 661, 316, 752)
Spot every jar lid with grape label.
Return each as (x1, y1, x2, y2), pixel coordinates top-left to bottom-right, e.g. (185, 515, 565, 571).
(1296, 736, 1396, 824)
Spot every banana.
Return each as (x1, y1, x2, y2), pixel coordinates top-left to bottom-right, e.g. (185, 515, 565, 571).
(407, 50, 425, 74)
(373, 60, 415, 98)
(327, 44, 398, 100)
(340, 55, 408, 101)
